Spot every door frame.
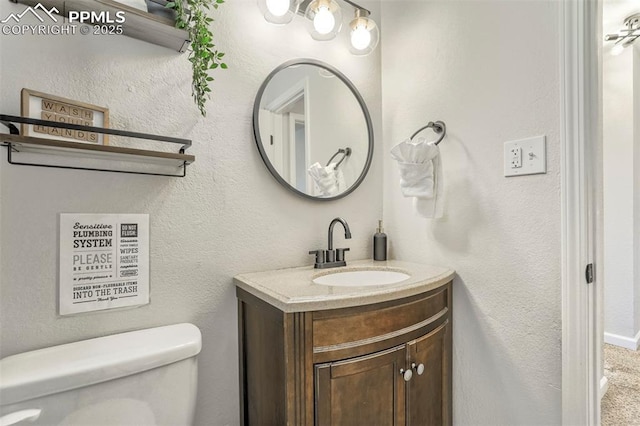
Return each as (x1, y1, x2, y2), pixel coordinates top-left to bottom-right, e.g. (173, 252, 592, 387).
(288, 112, 312, 193)
(560, 0, 601, 424)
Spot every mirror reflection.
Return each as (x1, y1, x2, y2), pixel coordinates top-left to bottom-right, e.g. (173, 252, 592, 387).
(253, 60, 373, 200)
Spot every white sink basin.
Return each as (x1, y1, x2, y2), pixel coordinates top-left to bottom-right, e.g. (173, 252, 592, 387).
(313, 269, 410, 287)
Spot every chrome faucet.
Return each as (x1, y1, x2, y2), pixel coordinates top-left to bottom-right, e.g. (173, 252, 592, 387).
(309, 217, 352, 269)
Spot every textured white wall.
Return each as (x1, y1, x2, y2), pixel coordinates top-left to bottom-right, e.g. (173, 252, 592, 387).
(381, 1, 562, 424)
(0, 1, 382, 424)
(603, 42, 638, 341)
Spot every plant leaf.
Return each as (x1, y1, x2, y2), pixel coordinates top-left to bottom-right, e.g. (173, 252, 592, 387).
(176, 0, 227, 116)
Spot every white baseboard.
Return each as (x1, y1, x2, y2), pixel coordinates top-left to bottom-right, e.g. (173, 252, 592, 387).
(604, 330, 640, 350)
(599, 376, 609, 400)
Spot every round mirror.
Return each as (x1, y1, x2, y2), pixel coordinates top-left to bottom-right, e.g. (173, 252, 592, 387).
(253, 59, 374, 200)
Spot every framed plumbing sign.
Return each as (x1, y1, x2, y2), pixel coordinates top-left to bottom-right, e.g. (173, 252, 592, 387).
(59, 213, 149, 315)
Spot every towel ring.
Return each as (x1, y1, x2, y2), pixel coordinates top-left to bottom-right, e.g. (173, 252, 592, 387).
(410, 121, 447, 145)
(326, 147, 352, 168)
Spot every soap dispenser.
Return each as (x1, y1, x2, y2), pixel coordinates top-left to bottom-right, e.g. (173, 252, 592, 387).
(373, 220, 387, 261)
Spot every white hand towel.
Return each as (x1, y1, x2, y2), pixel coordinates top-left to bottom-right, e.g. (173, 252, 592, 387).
(335, 166, 346, 192)
(308, 162, 343, 196)
(390, 137, 444, 218)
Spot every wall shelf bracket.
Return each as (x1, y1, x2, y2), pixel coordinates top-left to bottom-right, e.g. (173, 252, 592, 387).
(0, 114, 194, 178)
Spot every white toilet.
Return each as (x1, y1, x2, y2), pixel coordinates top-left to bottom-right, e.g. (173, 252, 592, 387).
(0, 323, 201, 426)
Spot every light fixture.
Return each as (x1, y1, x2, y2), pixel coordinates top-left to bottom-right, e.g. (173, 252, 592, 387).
(258, 0, 380, 55)
(348, 8, 379, 55)
(604, 13, 640, 55)
(304, 0, 343, 41)
(258, 0, 302, 25)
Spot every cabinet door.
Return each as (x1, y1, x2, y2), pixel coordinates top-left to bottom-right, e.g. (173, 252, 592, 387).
(406, 321, 451, 426)
(315, 345, 406, 426)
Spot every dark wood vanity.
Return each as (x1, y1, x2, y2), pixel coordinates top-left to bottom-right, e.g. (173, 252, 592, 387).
(236, 272, 452, 426)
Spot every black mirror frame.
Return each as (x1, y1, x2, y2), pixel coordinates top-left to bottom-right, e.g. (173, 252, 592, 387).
(252, 59, 374, 201)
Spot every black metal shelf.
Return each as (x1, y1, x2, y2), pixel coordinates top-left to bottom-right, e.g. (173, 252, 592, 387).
(1, 114, 194, 177)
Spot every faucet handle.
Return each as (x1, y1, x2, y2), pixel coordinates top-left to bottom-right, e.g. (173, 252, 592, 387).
(309, 250, 325, 266)
(335, 248, 350, 262)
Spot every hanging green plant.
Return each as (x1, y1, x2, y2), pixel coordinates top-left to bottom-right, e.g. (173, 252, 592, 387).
(167, 0, 227, 117)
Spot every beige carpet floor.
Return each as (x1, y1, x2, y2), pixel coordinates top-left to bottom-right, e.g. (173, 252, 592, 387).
(602, 344, 640, 426)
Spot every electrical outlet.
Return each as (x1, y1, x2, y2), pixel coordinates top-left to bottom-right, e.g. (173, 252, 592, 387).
(504, 136, 546, 177)
(510, 147, 522, 168)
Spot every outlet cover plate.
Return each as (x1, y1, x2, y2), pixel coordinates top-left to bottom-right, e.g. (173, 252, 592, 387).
(504, 136, 546, 177)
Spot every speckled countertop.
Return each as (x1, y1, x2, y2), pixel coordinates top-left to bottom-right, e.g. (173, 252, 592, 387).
(234, 259, 455, 313)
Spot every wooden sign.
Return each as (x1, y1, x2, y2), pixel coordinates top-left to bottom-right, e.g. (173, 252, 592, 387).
(21, 88, 110, 145)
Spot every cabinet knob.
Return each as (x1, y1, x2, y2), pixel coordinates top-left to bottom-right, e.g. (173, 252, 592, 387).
(412, 362, 425, 375)
(400, 368, 413, 381)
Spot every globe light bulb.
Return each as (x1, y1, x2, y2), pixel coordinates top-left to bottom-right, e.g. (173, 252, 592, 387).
(351, 25, 371, 50)
(266, 0, 290, 17)
(347, 11, 379, 55)
(313, 6, 335, 35)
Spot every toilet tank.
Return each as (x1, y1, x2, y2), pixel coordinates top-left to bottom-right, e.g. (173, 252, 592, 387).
(0, 323, 201, 426)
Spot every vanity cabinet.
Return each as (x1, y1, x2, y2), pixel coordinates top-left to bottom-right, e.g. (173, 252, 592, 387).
(236, 280, 452, 426)
(315, 345, 406, 425)
(407, 323, 450, 425)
